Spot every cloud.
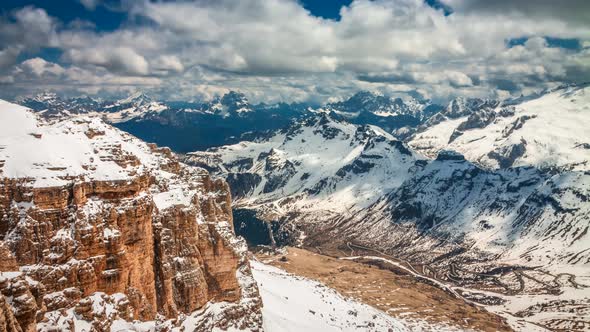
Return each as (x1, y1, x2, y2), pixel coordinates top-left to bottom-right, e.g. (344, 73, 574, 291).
(0, 47, 21, 70)
(20, 57, 65, 77)
(152, 55, 184, 74)
(358, 70, 473, 87)
(0, 6, 58, 73)
(8, 6, 58, 47)
(0, 0, 588, 102)
(441, 0, 590, 26)
(78, 0, 100, 11)
(64, 47, 150, 75)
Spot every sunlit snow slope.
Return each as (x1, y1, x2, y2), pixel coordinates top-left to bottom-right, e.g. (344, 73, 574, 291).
(410, 84, 590, 171)
(185, 114, 418, 216)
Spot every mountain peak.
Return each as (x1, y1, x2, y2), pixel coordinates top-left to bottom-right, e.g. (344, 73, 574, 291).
(327, 90, 435, 121)
(220, 90, 248, 106)
(443, 97, 498, 118)
(34, 91, 59, 101)
(207, 91, 252, 116)
(118, 91, 152, 105)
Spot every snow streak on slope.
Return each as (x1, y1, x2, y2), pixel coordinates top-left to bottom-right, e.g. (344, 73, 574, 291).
(410, 84, 590, 171)
(185, 114, 418, 216)
(250, 260, 410, 332)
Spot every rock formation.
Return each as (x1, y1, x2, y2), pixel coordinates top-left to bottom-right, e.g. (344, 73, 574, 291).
(0, 100, 262, 331)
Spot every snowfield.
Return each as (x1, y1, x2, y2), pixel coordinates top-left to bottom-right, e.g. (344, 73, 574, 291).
(250, 260, 409, 332)
(410, 84, 590, 171)
(0, 99, 163, 187)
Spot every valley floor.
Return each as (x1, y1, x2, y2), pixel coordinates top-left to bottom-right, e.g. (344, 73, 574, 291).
(250, 260, 409, 332)
(255, 247, 590, 332)
(254, 247, 512, 332)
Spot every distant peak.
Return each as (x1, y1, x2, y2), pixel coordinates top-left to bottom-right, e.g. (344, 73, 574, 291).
(221, 91, 248, 105)
(351, 90, 379, 99)
(27, 91, 60, 102)
(118, 91, 152, 105)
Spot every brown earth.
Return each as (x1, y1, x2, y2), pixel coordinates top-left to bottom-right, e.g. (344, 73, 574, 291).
(257, 247, 513, 332)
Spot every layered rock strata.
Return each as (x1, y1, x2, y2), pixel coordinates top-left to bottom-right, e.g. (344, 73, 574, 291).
(0, 100, 262, 331)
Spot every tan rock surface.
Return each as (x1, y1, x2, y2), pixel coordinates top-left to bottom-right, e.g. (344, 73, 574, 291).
(0, 293, 22, 332)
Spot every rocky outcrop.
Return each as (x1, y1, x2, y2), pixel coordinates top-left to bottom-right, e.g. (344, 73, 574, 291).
(0, 272, 44, 332)
(0, 293, 21, 332)
(0, 102, 262, 331)
(0, 169, 260, 331)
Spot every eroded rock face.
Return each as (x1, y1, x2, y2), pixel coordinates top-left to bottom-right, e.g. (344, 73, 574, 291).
(0, 102, 262, 331)
(1, 177, 159, 321)
(0, 172, 257, 330)
(0, 293, 22, 332)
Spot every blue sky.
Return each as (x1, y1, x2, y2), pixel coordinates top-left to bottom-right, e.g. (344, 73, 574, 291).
(1, 0, 127, 30)
(0, 0, 588, 103)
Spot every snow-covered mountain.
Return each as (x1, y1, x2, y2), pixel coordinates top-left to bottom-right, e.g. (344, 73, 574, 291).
(321, 91, 444, 134)
(16, 91, 312, 152)
(100, 91, 168, 123)
(184, 113, 418, 217)
(187, 97, 590, 268)
(0, 99, 264, 331)
(409, 84, 590, 171)
(17, 90, 168, 123)
(16, 90, 444, 153)
(188, 85, 590, 330)
(7, 82, 590, 331)
(327, 91, 438, 120)
(17, 92, 103, 119)
(205, 91, 253, 117)
(337, 152, 590, 268)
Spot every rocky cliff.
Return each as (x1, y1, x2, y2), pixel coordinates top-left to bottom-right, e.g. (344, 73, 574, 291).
(0, 100, 262, 331)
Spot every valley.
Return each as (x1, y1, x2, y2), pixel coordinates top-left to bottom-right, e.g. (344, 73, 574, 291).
(2, 1, 588, 331)
(210, 84, 590, 331)
(256, 247, 512, 331)
(1, 83, 588, 331)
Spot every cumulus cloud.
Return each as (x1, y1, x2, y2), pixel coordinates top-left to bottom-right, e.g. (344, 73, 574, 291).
(0, 0, 588, 102)
(64, 47, 150, 75)
(0, 6, 58, 70)
(151, 55, 184, 74)
(19, 57, 65, 77)
(1, 6, 58, 55)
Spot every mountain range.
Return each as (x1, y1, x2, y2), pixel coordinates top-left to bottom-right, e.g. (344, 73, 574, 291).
(5, 83, 590, 331)
(16, 90, 443, 152)
(186, 83, 590, 331)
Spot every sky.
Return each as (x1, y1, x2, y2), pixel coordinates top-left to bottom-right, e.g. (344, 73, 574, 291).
(0, 0, 589, 103)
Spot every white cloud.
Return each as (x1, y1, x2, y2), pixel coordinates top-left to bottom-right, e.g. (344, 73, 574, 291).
(20, 57, 65, 77)
(152, 55, 184, 74)
(65, 47, 150, 76)
(79, 0, 100, 11)
(0, 0, 588, 102)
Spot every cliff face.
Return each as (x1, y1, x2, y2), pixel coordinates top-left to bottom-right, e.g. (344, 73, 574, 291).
(0, 100, 262, 331)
